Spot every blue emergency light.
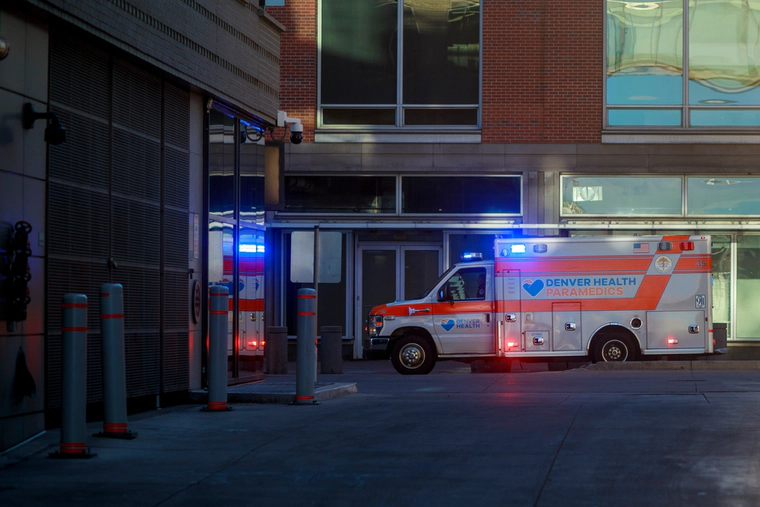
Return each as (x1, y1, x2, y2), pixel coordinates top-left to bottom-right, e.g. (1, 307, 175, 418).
(510, 244, 526, 254)
(461, 252, 483, 262)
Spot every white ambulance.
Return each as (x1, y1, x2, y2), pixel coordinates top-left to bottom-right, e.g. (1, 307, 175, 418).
(366, 235, 723, 374)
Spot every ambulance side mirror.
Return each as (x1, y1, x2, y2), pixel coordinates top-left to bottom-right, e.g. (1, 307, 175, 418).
(438, 286, 454, 305)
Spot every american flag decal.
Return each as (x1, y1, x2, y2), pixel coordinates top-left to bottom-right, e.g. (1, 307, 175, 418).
(633, 243, 649, 253)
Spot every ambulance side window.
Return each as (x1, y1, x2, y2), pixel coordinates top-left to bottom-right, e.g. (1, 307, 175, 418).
(443, 267, 486, 301)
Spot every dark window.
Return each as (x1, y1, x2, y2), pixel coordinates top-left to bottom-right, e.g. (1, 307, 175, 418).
(402, 176, 520, 214)
(283, 176, 396, 213)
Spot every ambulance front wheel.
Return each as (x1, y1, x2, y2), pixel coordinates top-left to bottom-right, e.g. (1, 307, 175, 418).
(593, 335, 637, 362)
(391, 335, 436, 375)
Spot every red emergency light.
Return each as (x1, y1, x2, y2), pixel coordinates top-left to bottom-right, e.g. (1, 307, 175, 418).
(667, 338, 679, 345)
(680, 241, 695, 251)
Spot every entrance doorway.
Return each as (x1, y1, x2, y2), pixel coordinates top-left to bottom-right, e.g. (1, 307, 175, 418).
(355, 244, 442, 358)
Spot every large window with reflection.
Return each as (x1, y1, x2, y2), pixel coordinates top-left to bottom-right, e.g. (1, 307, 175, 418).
(562, 176, 683, 216)
(403, 176, 521, 215)
(606, 0, 760, 128)
(320, 0, 480, 128)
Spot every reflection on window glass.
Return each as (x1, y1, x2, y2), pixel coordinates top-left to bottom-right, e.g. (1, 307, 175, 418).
(691, 110, 760, 127)
(736, 235, 760, 339)
(606, 0, 683, 106)
(711, 235, 731, 337)
(239, 120, 265, 223)
(561, 176, 682, 216)
(443, 267, 485, 301)
(403, 176, 520, 214)
(321, 0, 398, 105)
(209, 110, 235, 217)
(283, 175, 396, 213)
(403, 0, 479, 105)
(208, 221, 234, 354)
(687, 177, 760, 215)
(608, 109, 682, 126)
(689, 0, 760, 106)
(320, 0, 480, 126)
(606, 0, 760, 127)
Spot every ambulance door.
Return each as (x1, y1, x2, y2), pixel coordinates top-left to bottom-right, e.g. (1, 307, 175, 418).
(552, 302, 582, 351)
(433, 266, 494, 354)
(497, 269, 522, 354)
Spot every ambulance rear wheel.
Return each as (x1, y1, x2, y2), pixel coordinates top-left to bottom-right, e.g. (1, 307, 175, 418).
(594, 335, 637, 362)
(391, 335, 436, 375)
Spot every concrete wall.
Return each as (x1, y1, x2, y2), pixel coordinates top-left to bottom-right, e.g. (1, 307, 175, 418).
(0, 9, 48, 450)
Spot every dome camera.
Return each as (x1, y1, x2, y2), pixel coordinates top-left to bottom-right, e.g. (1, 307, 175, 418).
(289, 122, 303, 145)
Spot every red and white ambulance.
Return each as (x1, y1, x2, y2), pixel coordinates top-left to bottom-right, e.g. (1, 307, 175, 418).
(367, 235, 723, 374)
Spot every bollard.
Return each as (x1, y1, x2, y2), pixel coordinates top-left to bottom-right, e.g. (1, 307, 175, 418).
(95, 284, 137, 439)
(320, 326, 343, 374)
(294, 288, 317, 405)
(50, 294, 95, 459)
(266, 326, 288, 374)
(205, 285, 231, 411)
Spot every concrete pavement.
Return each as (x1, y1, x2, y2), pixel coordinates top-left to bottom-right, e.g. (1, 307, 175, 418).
(3, 359, 760, 506)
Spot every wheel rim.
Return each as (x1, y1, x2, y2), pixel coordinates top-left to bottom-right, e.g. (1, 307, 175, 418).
(602, 339, 629, 362)
(399, 343, 425, 369)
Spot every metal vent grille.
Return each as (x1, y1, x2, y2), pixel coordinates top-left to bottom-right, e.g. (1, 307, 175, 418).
(46, 259, 110, 408)
(163, 270, 189, 329)
(48, 183, 110, 259)
(111, 197, 161, 266)
(164, 84, 190, 150)
(112, 129, 161, 201)
(125, 333, 160, 397)
(164, 209, 189, 269)
(49, 35, 110, 119)
(113, 266, 161, 331)
(48, 110, 110, 189)
(164, 147, 190, 209)
(162, 332, 189, 393)
(113, 60, 161, 138)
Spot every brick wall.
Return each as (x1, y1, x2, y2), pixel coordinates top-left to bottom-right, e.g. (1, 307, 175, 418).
(272, 0, 602, 144)
(482, 0, 603, 143)
(268, 0, 317, 143)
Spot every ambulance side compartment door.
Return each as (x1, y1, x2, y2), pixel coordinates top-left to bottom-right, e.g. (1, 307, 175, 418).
(497, 269, 522, 354)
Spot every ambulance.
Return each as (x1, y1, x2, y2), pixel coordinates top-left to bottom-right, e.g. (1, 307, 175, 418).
(366, 235, 723, 375)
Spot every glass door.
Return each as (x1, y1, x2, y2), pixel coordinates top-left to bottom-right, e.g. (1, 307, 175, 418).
(356, 244, 441, 358)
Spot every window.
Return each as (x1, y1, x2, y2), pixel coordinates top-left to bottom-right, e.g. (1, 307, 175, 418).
(402, 176, 521, 215)
(687, 177, 760, 216)
(605, 0, 760, 128)
(282, 175, 396, 214)
(441, 267, 486, 301)
(561, 176, 682, 216)
(320, 0, 480, 128)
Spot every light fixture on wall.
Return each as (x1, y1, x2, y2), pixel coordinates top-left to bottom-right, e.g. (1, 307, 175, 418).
(0, 37, 9, 60)
(22, 103, 67, 145)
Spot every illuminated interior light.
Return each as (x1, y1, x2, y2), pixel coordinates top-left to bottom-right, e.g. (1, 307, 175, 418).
(510, 244, 526, 254)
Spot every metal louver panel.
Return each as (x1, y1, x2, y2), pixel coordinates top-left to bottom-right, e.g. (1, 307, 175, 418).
(163, 271, 189, 330)
(164, 209, 189, 269)
(49, 35, 110, 119)
(113, 60, 161, 138)
(112, 129, 161, 201)
(163, 332, 189, 393)
(114, 266, 161, 331)
(164, 84, 190, 150)
(164, 147, 190, 209)
(48, 184, 110, 258)
(125, 333, 161, 397)
(111, 197, 161, 267)
(48, 110, 110, 189)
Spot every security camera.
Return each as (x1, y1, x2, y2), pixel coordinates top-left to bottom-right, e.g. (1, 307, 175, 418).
(45, 122, 67, 145)
(277, 110, 304, 145)
(289, 122, 303, 145)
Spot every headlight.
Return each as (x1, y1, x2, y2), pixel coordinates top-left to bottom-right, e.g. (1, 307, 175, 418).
(368, 315, 384, 336)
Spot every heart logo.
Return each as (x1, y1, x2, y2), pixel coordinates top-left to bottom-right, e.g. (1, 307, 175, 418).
(440, 319, 455, 332)
(523, 279, 544, 297)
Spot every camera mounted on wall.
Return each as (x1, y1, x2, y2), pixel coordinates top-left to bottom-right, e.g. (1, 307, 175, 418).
(275, 110, 303, 145)
(22, 103, 67, 145)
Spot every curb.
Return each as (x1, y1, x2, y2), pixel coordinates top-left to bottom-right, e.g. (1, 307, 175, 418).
(188, 382, 358, 404)
(579, 360, 760, 372)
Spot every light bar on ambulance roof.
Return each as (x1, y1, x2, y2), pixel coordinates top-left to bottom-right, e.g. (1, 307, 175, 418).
(461, 252, 483, 262)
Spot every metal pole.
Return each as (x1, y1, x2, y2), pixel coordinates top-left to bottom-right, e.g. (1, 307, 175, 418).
(313, 226, 319, 383)
(51, 294, 95, 458)
(206, 285, 231, 411)
(95, 284, 136, 439)
(295, 288, 317, 404)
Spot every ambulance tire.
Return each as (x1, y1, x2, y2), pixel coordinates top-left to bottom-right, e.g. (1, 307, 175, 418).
(391, 335, 436, 375)
(593, 334, 638, 363)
